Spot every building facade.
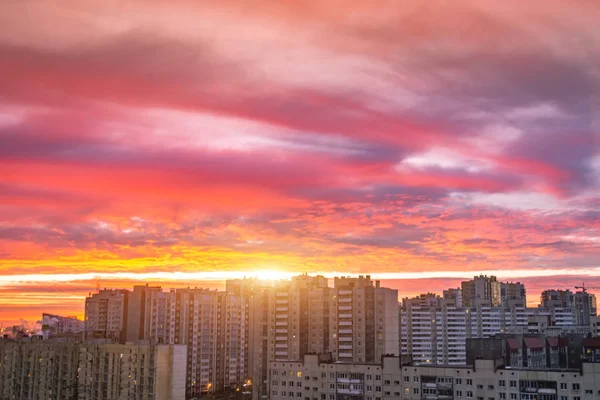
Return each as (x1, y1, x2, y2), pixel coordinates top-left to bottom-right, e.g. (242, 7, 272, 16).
(84, 289, 128, 341)
(269, 354, 600, 400)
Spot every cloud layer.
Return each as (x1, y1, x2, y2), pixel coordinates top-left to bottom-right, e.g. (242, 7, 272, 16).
(1, 0, 599, 324)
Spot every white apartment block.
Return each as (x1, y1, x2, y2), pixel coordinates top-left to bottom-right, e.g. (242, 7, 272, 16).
(269, 354, 600, 400)
(402, 300, 596, 365)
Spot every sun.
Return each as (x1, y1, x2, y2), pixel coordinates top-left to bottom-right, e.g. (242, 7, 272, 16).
(250, 269, 295, 282)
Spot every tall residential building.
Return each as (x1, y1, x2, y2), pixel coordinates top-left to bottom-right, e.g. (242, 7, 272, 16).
(78, 341, 186, 400)
(574, 290, 597, 326)
(84, 289, 128, 341)
(540, 289, 597, 326)
(329, 276, 399, 363)
(540, 289, 574, 308)
(248, 275, 331, 400)
(249, 275, 399, 400)
(0, 337, 80, 400)
(442, 288, 463, 307)
(400, 288, 597, 366)
(500, 281, 526, 306)
(125, 285, 176, 344)
(461, 275, 501, 307)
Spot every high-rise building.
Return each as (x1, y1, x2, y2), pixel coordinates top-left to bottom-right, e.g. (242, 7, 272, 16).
(248, 275, 331, 400)
(500, 282, 526, 306)
(78, 341, 186, 400)
(124, 285, 176, 344)
(541, 289, 574, 308)
(329, 276, 399, 363)
(442, 288, 463, 307)
(0, 337, 187, 400)
(461, 275, 501, 307)
(540, 289, 597, 326)
(249, 275, 399, 400)
(0, 337, 80, 400)
(84, 289, 128, 341)
(574, 290, 597, 326)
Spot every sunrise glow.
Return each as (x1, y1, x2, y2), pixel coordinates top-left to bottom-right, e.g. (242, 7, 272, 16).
(1, 0, 599, 327)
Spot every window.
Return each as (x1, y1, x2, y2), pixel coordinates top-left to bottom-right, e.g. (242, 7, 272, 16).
(403, 376, 409, 383)
(586, 390, 593, 395)
(467, 379, 473, 386)
(376, 375, 381, 381)
(573, 383, 580, 391)
(394, 381, 399, 385)
(456, 390, 462, 397)
(329, 384, 334, 390)
(510, 381, 517, 388)
(321, 373, 326, 379)
(466, 391, 473, 398)
(413, 376, 419, 382)
(510, 394, 517, 400)
(488, 385, 494, 390)
(375, 386, 381, 392)
(499, 394, 505, 399)
(384, 380, 390, 385)
(456, 378, 462, 385)
(560, 397, 567, 400)
(560, 383, 567, 390)
(413, 388, 419, 395)
(477, 385, 483, 390)
(366, 375, 372, 380)
(366, 385, 372, 391)
(499, 380, 505, 387)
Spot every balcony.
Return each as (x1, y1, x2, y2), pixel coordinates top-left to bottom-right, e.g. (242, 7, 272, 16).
(339, 313, 352, 319)
(338, 345, 353, 350)
(339, 329, 352, 334)
(339, 321, 352, 326)
(336, 389, 363, 395)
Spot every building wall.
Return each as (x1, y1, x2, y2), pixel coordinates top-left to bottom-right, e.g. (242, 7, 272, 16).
(78, 341, 186, 400)
(0, 338, 80, 400)
(269, 355, 600, 400)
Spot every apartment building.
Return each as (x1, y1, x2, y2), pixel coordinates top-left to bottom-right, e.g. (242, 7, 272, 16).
(41, 313, 84, 338)
(125, 285, 176, 344)
(401, 292, 596, 366)
(78, 341, 186, 400)
(0, 337, 80, 400)
(461, 275, 502, 307)
(269, 354, 600, 400)
(249, 275, 399, 400)
(329, 276, 399, 363)
(84, 289, 128, 340)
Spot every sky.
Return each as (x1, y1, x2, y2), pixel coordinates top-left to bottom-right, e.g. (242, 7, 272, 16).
(1, 0, 599, 326)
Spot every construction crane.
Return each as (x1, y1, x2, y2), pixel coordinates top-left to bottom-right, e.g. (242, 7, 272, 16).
(574, 283, 600, 293)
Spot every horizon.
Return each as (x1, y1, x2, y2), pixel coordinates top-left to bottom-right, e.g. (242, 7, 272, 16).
(1, 1, 599, 328)
(3, 272, 600, 329)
